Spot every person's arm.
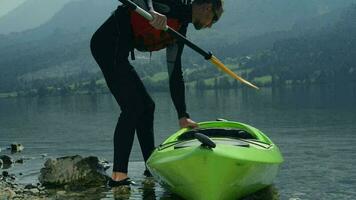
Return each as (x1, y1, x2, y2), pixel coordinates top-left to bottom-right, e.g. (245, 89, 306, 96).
(144, 0, 167, 30)
(146, 0, 154, 11)
(166, 25, 198, 128)
(166, 42, 189, 119)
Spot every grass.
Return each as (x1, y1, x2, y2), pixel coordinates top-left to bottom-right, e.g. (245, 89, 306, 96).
(253, 75, 272, 85)
(0, 92, 17, 98)
(150, 72, 168, 82)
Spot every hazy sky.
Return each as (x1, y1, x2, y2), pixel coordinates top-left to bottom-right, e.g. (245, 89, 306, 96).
(0, 0, 26, 17)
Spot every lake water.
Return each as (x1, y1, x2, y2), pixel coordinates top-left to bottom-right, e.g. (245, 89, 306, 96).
(1, 85, 356, 199)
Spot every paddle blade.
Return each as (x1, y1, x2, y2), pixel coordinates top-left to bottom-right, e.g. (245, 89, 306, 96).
(209, 56, 259, 90)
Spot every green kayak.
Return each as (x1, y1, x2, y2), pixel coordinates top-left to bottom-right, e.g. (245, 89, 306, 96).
(146, 120, 283, 200)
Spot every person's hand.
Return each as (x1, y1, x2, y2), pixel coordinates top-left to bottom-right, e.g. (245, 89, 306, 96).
(179, 117, 198, 129)
(149, 10, 167, 30)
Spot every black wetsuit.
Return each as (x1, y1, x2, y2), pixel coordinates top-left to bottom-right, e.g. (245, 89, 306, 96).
(90, 0, 192, 173)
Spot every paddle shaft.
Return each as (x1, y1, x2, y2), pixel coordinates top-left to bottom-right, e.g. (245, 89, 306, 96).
(119, 0, 259, 90)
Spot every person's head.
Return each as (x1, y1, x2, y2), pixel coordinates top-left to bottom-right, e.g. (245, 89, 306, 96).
(192, 0, 224, 30)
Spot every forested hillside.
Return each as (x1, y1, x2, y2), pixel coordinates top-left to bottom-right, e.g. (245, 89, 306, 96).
(245, 4, 356, 86)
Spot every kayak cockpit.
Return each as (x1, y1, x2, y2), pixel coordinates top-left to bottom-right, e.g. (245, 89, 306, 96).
(177, 128, 256, 140)
(158, 128, 272, 151)
(174, 138, 250, 149)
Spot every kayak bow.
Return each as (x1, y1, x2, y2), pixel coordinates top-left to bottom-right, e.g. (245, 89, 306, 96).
(147, 121, 283, 200)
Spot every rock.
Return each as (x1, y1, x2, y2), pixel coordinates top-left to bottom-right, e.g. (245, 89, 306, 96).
(41, 154, 48, 158)
(3, 188, 16, 199)
(99, 160, 110, 171)
(39, 155, 110, 188)
(11, 143, 24, 152)
(2, 171, 9, 177)
(24, 184, 37, 189)
(9, 175, 16, 180)
(0, 155, 13, 168)
(37, 185, 46, 191)
(29, 188, 40, 195)
(9, 182, 18, 188)
(56, 190, 66, 195)
(15, 158, 24, 164)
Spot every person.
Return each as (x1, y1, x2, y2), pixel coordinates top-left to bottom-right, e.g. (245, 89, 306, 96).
(90, 0, 223, 187)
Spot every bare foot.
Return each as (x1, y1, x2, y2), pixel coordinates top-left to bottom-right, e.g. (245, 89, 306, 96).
(112, 172, 128, 181)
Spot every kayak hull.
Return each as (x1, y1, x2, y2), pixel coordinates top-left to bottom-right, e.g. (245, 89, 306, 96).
(147, 121, 283, 200)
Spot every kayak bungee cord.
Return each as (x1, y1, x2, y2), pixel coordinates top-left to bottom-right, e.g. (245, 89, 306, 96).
(119, 0, 259, 90)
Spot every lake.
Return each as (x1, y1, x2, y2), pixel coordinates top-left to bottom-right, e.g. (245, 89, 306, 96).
(1, 85, 356, 199)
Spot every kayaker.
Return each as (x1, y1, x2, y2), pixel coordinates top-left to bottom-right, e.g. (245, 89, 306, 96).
(90, 0, 223, 187)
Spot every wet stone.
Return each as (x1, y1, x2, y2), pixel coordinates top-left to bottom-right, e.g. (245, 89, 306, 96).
(39, 155, 110, 188)
(29, 188, 40, 194)
(2, 188, 16, 199)
(11, 143, 24, 152)
(56, 190, 66, 195)
(0, 155, 13, 166)
(24, 184, 37, 189)
(2, 171, 9, 177)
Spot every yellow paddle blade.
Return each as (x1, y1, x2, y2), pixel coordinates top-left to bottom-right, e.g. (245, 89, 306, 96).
(209, 55, 259, 90)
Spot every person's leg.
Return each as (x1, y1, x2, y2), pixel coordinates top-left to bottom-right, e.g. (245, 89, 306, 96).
(135, 91, 155, 163)
(90, 8, 148, 181)
(136, 93, 155, 177)
(110, 63, 150, 175)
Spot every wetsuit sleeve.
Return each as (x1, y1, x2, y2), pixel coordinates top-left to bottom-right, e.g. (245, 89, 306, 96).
(166, 25, 190, 119)
(146, 0, 154, 11)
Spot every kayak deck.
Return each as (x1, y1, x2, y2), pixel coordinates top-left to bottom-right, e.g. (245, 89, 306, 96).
(147, 121, 283, 200)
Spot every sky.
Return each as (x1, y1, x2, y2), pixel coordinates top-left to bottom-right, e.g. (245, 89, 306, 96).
(0, 0, 26, 17)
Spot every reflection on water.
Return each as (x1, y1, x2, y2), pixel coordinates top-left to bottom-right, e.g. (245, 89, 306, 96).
(44, 176, 279, 200)
(1, 85, 356, 199)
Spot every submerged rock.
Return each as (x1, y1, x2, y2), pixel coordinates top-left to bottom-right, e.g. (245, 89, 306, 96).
(24, 184, 37, 189)
(1, 188, 16, 199)
(11, 143, 24, 153)
(0, 155, 13, 169)
(15, 158, 24, 164)
(2, 171, 16, 181)
(1, 170, 49, 200)
(39, 155, 110, 188)
(41, 154, 48, 158)
(2, 171, 10, 177)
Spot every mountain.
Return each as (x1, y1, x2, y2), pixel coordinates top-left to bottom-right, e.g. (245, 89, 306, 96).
(244, 4, 356, 85)
(0, 0, 78, 34)
(0, 0, 26, 18)
(190, 0, 356, 43)
(1, 0, 356, 92)
(207, 5, 349, 59)
(0, 0, 117, 91)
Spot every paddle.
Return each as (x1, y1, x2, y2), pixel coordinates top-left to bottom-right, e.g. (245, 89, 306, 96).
(119, 0, 259, 90)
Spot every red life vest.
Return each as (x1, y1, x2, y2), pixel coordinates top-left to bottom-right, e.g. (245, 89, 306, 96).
(130, 11, 182, 52)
